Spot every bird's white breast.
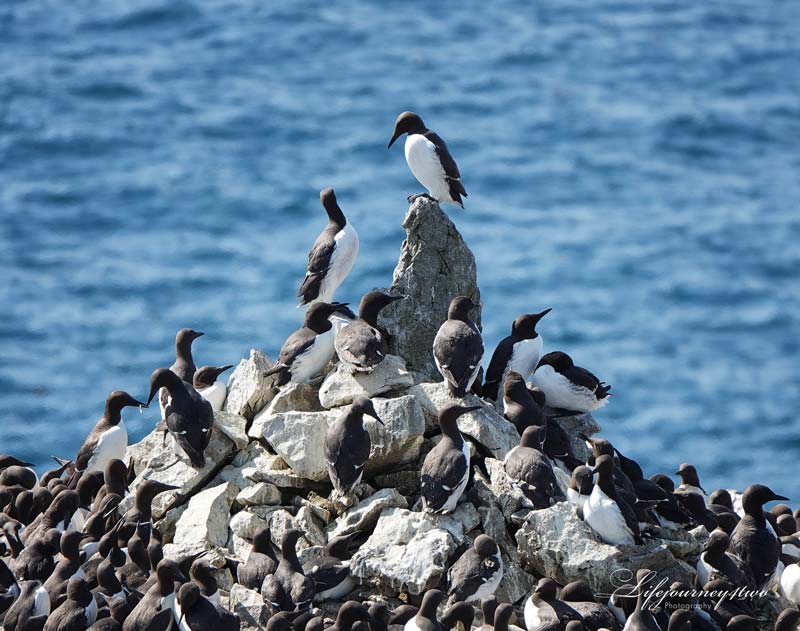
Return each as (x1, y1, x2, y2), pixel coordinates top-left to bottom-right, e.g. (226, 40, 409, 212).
(523, 595, 540, 631)
(291, 328, 336, 383)
(508, 338, 544, 381)
(439, 440, 471, 514)
(781, 563, 800, 606)
(584, 486, 635, 546)
(33, 584, 51, 617)
(199, 380, 227, 412)
(404, 134, 451, 201)
(87, 421, 128, 473)
(318, 224, 359, 304)
(531, 365, 606, 412)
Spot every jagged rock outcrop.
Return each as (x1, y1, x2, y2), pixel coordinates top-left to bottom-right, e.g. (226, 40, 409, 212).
(225, 349, 278, 419)
(382, 197, 481, 380)
(515, 502, 697, 594)
(318, 354, 414, 409)
(172, 482, 233, 551)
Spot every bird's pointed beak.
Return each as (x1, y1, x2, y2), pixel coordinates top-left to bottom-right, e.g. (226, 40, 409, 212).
(533, 308, 552, 323)
(371, 413, 385, 426)
(388, 130, 402, 149)
(146, 386, 159, 407)
(773, 493, 790, 502)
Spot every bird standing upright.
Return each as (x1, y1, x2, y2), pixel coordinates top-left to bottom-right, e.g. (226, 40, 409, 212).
(388, 112, 467, 208)
(297, 188, 359, 307)
(334, 290, 402, 373)
(433, 296, 483, 398)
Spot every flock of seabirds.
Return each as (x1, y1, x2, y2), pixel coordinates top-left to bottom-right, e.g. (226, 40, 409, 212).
(1, 112, 799, 631)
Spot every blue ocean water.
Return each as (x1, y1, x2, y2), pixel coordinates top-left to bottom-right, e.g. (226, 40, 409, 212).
(1, 1, 799, 495)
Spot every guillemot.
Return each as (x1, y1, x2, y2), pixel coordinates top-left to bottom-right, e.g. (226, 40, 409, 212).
(159, 328, 204, 421)
(388, 112, 467, 208)
(334, 290, 402, 373)
(483, 310, 551, 402)
(297, 188, 359, 307)
(446, 534, 503, 605)
(583, 455, 641, 546)
(504, 425, 563, 509)
(531, 351, 610, 413)
(192, 365, 233, 412)
(433, 296, 483, 398)
(420, 404, 479, 514)
(261, 528, 315, 612)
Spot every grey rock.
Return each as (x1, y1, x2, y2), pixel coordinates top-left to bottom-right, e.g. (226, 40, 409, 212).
(236, 482, 282, 507)
(327, 488, 409, 539)
(214, 411, 249, 450)
(229, 584, 268, 631)
(172, 482, 232, 550)
(318, 355, 414, 409)
(349, 507, 466, 595)
(515, 502, 696, 595)
(381, 197, 481, 380)
(364, 395, 426, 476)
(295, 505, 326, 546)
(412, 382, 520, 459)
(225, 349, 278, 420)
(545, 408, 602, 462)
(264, 381, 324, 415)
(125, 425, 236, 519)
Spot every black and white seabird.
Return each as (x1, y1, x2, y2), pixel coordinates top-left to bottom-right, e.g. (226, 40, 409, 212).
(446, 534, 503, 605)
(146, 368, 214, 469)
(697, 528, 753, 588)
(567, 465, 593, 520)
(324, 396, 384, 497)
(326, 601, 373, 631)
(388, 112, 467, 208)
(175, 582, 239, 631)
(265, 302, 349, 386)
(433, 296, 483, 398)
(159, 328, 204, 421)
(420, 403, 479, 514)
(441, 601, 474, 631)
(404, 589, 445, 631)
(261, 528, 315, 612)
(75, 391, 147, 475)
(557, 581, 619, 631)
(622, 570, 661, 631)
(118, 480, 177, 546)
(531, 352, 610, 413)
(728, 483, 788, 586)
(2, 579, 50, 631)
(297, 188, 359, 307)
(523, 578, 582, 631)
(675, 464, 707, 500)
(483, 310, 551, 402)
(303, 535, 358, 602)
(193, 365, 233, 412)
(43, 577, 98, 631)
(775, 608, 800, 631)
(583, 454, 641, 546)
(234, 526, 276, 591)
(123, 559, 181, 631)
(43, 530, 83, 606)
(334, 290, 402, 373)
(504, 426, 563, 510)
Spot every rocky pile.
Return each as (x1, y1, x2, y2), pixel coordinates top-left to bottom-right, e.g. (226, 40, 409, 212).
(115, 197, 794, 631)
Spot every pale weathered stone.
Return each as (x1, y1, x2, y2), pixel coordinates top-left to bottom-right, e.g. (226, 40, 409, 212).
(125, 425, 236, 518)
(515, 502, 696, 594)
(318, 355, 414, 409)
(230, 509, 272, 540)
(214, 411, 249, 450)
(264, 381, 324, 415)
(236, 482, 282, 507)
(225, 349, 278, 420)
(412, 382, 519, 459)
(381, 197, 481, 380)
(173, 482, 232, 549)
(236, 443, 321, 490)
(295, 505, 326, 546)
(364, 395, 426, 476)
(229, 584, 268, 631)
(545, 408, 602, 462)
(327, 488, 409, 538)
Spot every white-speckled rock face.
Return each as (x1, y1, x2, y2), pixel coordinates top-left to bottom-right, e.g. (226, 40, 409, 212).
(514, 502, 698, 594)
(224, 349, 278, 419)
(380, 197, 481, 380)
(327, 488, 409, 539)
(411, 381, 520, 459)
(349, 504, 479, 595)
(214, 410, 249, 450)
(264, 381, 325, 415)
(318, 354, 415, 408)
(172, 482, 233, 549)
(228, 584, 269, 631)
(235, 481, 282, 507)
(124, 424, 236, 519)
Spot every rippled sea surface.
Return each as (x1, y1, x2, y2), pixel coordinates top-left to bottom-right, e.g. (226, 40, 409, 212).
(2, 1, 799, 494)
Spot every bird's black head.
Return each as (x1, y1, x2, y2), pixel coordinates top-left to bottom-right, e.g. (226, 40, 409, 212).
(675, 463, 704, 491)
(493, 605, 515, 631)
(776, 608, 800, 631)
(520, 425, 547, 450)
(437, 403, 480, 435)
(534, 577, 558, 601)
(358, 289, 403, 325)
(146, 368, 183, 405)
(304, 301, 350, 332)
(351, 396, 384, 425)
(388, 111, 427, 148)
(320, 187, 346, 226)
(503, 371, 528, 397)
(571, 465, 593, 495)
(67, 577, 93, 606)
(537, 351, 573, 372)
(336, 601, 372, 626)
(266, 613, 295, 631)
(741, 483, 788, 514)
(193, 364, 233, 389)
(667, 609, 695, 631)
(175, 328, 203, 352)
(701, 528, 729, 554)
(447, 295, 480, 322)
(441, 602, 474, 631)
(511, 309, 551, 339)
(419, 589, 445, 615)
(177, 581, 201, 612)
(473, 534, 498, 558)
(104, 390, 148, 419)
(650, 473, 675, 493)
